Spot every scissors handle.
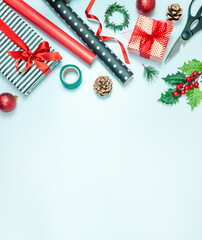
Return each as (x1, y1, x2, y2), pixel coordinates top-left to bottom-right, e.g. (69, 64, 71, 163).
(181, 0, 202, 40)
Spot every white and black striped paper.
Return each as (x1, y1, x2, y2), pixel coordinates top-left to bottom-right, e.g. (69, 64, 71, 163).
(0, 0, 60, 95)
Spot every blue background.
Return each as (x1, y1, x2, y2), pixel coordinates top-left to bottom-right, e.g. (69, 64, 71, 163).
(0, 0, 202, 239)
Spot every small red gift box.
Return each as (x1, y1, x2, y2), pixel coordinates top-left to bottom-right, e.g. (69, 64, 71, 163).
(128, 15, 173, 62)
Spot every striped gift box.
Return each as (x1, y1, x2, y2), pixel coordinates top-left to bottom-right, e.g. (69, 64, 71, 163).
(0, 0, 60, 95)
(128, 15, 173, 62)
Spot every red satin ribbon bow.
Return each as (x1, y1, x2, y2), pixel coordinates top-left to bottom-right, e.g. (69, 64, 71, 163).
(0, 18, 62, 76)
(136, 20, 168, 58)
(85, 0, 130, 64)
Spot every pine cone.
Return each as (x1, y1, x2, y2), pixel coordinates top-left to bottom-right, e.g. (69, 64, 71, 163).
(94, 76, 113, 97)
(166, 4, 183, 22)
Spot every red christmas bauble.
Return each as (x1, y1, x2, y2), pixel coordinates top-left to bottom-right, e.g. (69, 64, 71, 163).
(136, 0, 156, 15)
(0, 93, 17, 113)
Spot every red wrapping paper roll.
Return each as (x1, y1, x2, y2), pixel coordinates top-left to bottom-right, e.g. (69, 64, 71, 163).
(2, 0, 96, 65)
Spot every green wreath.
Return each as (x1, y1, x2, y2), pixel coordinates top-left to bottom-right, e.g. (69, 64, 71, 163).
(104, 2, 130, 32)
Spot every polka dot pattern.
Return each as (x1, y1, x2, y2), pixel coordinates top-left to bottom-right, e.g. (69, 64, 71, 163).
(47, 0, 134, 83)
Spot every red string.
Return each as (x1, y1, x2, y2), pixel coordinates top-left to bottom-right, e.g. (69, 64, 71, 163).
(85, 0, 130, 64)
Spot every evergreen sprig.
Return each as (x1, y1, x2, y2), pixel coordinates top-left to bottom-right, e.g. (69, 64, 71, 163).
(142, 64, 159, 82)
(104, 2, 130, 32)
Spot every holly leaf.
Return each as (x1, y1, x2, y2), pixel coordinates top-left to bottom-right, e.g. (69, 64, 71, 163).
(186, 87, 202, 111)
(158, 88, 181, 105)
(162, 71, 186, 86)
(178, 59, 202, 76)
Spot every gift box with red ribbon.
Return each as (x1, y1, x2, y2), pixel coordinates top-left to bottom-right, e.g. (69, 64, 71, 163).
(128, 15, 173, 62)
(0, 0, 62, 95)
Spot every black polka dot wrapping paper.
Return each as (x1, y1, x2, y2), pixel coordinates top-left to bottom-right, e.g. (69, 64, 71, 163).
(45, 0, 134, 84)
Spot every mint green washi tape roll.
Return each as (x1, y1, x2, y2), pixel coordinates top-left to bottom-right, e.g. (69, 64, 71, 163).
(60, 65, 82, 89)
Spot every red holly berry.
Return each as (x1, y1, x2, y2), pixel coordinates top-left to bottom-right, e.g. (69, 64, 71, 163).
(190, 76, 194, 81)
(179, 84, 183, 88)
(176, 84, 181, 90)
(193, 71, 198, 77)
(106, 11, 108, 13)
(126, 22, 129, 24)
(194, 82, 199, 88)
(116, 4, 119, 7)
(0, 93, 17, 113)
(189, 84, 194, 89)
(181, 89, 186, 95)
(186, 76, 191, 81)
(173, 91, 179, 97)
(184, 85, 189, 91)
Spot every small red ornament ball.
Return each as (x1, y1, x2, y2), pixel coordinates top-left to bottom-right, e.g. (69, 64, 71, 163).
(194, 82, 199, 88)
(136, 0, 156, 15)
(0, 93, 17, 113)
(184, 85, 190, 91)
(173, 91, 179, 97)
(193, 71, 198, 77)
(181, 89, 186, 95)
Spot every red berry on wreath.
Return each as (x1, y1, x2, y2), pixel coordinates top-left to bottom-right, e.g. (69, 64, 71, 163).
(186, 76, 191, 81)
(179, 84, 183, 88)
(190, 76, 194, 81)
(173, 91, 179, 97)
(181, 89, 186, 95)
(189, 84, 194, 89)
(105, 3, 130, 32)
(0, 93, 17, 113)
(184, 85, 189, 91)
(194, 82, 199, 88)
(193, 71, 198, 77)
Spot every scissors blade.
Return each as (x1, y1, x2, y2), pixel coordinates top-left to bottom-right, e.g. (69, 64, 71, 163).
(164, 37, 186, 63)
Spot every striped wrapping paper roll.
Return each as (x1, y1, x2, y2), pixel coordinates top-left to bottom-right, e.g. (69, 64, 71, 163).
(44, 0, 134, 84)
(0, 0, 60, 95)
